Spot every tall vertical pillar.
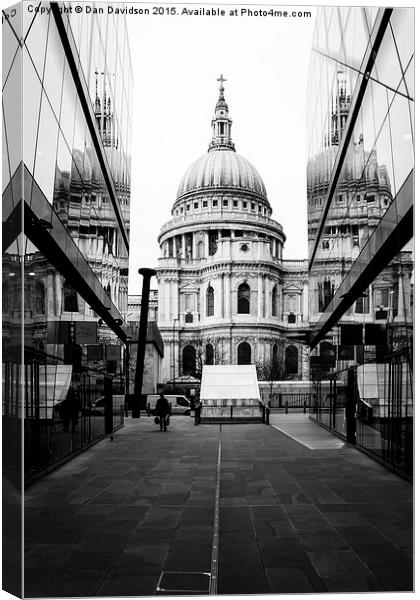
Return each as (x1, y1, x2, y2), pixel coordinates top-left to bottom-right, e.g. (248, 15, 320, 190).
(221, 273, 225, 318)
(191, 232, 196, 259)
(257, 276, 263, 319)
(225, 274, 231, 319)
(265, 276, 270, 318)
(302, 280, 309, 321)
(173, 278, 179, 320)
(395, 270, 404, 322)
(55, 275, 62, 316)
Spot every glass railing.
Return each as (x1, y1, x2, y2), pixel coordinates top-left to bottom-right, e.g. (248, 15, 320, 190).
(3, 359, 125, 484)
(312, 350, 412, 479)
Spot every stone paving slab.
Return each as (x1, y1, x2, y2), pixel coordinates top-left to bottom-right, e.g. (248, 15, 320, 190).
(24, 415, 413, 596)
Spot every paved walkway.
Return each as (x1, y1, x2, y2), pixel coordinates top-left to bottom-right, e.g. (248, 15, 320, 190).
(24, 415, 413, 596)
(269, 413, 346, 450)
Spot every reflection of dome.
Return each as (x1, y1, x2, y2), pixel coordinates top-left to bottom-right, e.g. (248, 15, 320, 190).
(177, 150, 267, 200)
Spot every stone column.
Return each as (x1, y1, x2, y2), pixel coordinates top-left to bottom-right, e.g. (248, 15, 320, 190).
(55, 274, 62, 315)
(221, 273, 225, 318)
(165, 281, 171, 323)
(191, 232, 196, 259)
(257, 276, 263, 319)
(225, 274, 231, 319)
(173, 278, 179, 320)
(47, 273, 55, 315)
(395, 270, 404, 322)
(204, 231, 209, 256)
(217, 275, 223, 318)
(302, 280, 309, 321)
(265, 276, 270, 318)
(181, 234, 186, 259)
(301, 345, 311, 379)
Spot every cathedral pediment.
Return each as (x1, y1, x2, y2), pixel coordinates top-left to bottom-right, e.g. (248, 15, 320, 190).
(180, 283, 199, 292)
(284, 283, 302, 292)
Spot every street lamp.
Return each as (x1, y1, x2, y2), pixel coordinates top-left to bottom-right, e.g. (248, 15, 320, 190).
(172, 317, 178, 392)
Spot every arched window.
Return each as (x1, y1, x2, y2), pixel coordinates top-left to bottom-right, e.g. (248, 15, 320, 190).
(272, 285, 279, 317)
(182, 345, 196, 375)
(205, 344, 214, 365)
(318, 278, 335, 312)
(197, 241, 204, 258)
(35, 281, 45, 314)
(272, 343, 278, 365)
(285, 345, 298, 375)
(288, 313, 296, 324)
(63, 281, 78, 312)
(206, 286, 214, 316)
(185, 312, 193, 323)
(238, 342, 251, 365)
(238, 283, 250, 314)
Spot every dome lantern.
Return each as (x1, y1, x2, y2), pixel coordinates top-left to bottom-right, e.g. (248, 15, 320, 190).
(208, 74, 235, 152)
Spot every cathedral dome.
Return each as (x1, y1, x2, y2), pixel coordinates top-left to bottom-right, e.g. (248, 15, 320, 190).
(176, 150, 267, 200)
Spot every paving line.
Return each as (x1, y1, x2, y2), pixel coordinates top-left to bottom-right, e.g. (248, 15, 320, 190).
(270, 424, 317, 449)
(270, 424, 345, 450)
(209, 433, 222, 594)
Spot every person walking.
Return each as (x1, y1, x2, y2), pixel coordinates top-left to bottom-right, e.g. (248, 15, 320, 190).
(155, 392, 170, 431)
(194, 398, 202, 425)
(59, 376, 82, 433)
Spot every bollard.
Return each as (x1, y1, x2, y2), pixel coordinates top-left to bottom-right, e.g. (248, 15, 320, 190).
(230, 406, 233, 420)
(266, 406, 270, 425)
(304, 401, 306, 414)
(285, 401, 288, 414)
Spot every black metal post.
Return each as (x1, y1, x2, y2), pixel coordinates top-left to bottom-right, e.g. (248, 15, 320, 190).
(124, 343, 130, 417)
(346, 369, 357, 444)
(172, 318, 178, 393)
(104, 375, 113, 434)
(133, 268, 156, 418)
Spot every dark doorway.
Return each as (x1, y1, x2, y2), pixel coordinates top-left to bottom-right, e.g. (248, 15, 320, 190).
(238, 342, 251, 364)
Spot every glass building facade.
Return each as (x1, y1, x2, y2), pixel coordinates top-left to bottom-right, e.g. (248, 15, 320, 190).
(307, 7, 413, 479)
(3, 1, 132, 488)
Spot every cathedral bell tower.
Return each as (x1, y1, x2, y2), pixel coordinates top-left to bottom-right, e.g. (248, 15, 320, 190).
(330, 71, 351, 146)
(208, 74, 235, 152)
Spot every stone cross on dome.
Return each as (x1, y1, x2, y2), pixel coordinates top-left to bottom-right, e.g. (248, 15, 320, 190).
(217, 74, 226, 90)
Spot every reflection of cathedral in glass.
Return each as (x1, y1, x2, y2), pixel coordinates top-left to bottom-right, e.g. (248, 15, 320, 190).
(2, 5, 133, 484)
(306, 6, 413, 477)
(2, 9, 133, 365)
(307, 70, 412, 336)
(308, 72, 392, 267)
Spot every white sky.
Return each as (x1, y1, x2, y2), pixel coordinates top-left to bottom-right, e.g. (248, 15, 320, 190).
(126, 3, 315, 293)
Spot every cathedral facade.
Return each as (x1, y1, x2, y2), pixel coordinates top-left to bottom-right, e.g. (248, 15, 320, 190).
(156, 79, 310, 384)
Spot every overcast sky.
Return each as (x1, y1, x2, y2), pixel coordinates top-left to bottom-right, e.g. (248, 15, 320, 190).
(126, 4, 315, 293)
